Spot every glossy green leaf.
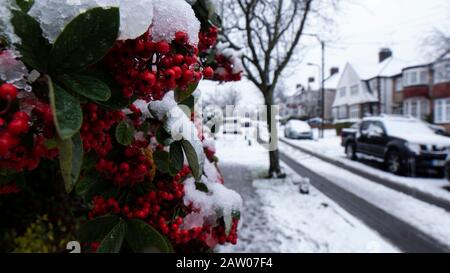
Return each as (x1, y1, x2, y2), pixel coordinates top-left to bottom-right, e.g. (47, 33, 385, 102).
(125, 219, 172, 253)
(77, 215, 120, 243)
(10, 10, 51, 72)
(181, 140, 201, 180)
(57, 133, 83, 193)
(97, 219, 126, 253)
(115, 121, 135, 146)
(48, 7, 120, 74)
(153, 150, 169, 174)
(169, 141, 184, 175)
(175, 82, 199, 103)
(48, 76, 83, 140)
(58, 74, 111, 102)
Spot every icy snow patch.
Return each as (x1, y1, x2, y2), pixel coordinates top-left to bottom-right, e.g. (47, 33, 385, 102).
(152, 0, 200, 45)
(183, 176, 243, 229)
(0, 50, 29, 89)
(28, 0, 154, 43)
(0, 0, 20, 45)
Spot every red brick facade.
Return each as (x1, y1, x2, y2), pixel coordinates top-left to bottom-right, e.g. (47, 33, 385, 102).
(403, 86, 429, 99)
(431, 82, 450, 99)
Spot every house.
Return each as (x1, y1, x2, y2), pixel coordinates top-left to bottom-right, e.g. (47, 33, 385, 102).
(332, 49, 408, 122)
(281, 68, 340, 121)
(332, 49, 450, 132)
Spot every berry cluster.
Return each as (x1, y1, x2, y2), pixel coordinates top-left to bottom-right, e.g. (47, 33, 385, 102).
(198, 26, 218, 52)
(102, 30, 211, 102)
(95, 141, 154, 187)
(80, 103, 125, 157)
(0, 83, 57, 172)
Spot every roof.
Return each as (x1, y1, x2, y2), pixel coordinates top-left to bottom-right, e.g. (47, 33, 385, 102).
(351, 56, 410, 80)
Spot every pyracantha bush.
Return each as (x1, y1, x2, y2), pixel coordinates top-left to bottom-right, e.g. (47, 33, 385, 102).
(0, 0, 241, 253)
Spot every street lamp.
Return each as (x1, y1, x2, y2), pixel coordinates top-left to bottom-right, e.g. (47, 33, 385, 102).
(304, 33, 325, 139)
(307, 62, 322, 123)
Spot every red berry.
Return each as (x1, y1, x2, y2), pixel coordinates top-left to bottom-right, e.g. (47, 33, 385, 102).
(156, 41, 170, 54)
(203, 67, 214, 79)
(141, 71, 156, 86)
(13, 112, 30, 122)
(8, 119, 29, 135)
(175, 31, 188, 44)
(182, 70, 194, 82)
(165, 69, 176, 81)
(0, 134, 14, 155)
(0, 83, 17, 100)
(173, 54, 184, 65)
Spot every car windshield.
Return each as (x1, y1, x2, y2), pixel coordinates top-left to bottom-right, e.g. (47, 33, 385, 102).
(382, 119, 434, 136)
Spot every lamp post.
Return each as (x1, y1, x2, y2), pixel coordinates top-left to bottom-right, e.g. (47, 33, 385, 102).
(304, 34, 325, 139)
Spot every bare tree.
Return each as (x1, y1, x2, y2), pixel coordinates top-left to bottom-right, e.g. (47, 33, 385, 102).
(422, 27, 450, 61)
(221, 0, 317, 177)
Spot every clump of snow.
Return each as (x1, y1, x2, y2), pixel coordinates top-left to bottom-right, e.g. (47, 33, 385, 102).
(132, 99, 152, 119)
(148, 91, 205, 167)
(151, 0, 200, 45)
(183, 176, 243, 230)
(28, 0, 154, 43)
(203, 159, 222, 184)
(0, 0, 20, 45)
(0, 50, 29, 89)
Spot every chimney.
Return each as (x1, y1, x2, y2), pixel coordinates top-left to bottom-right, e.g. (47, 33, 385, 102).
(379, 48, 393, 63)
(330, 67, 339, 77)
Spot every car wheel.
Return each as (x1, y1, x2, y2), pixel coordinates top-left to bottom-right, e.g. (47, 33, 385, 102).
(345, 142, 356, 160)
(386, 150, 403, 175)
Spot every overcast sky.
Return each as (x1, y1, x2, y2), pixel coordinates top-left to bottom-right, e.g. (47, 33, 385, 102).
(285, 0, 450, 94)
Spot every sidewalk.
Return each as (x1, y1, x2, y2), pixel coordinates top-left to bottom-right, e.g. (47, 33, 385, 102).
(214, 135, 397, 253)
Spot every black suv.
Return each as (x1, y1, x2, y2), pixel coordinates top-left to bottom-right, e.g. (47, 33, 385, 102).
(341, 116, 450, 177)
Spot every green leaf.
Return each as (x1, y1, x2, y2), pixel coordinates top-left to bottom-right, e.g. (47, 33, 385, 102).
(58, 74, 111, 102)
(48, 7, 120, 74)
(57, 133, 83, 193)
(48, 76, 83, 140)
(125, 219, 171, 253)
(115, 121, 135, 146)
(179, 95, 195, 109)
(181, 140, 201, 180)
(195, 182, 209, 193)
(82, 175, 115, 202)
(153, 150, 169, 174)
(156, 126, 171, 145)
(97, 219, 126, 253)
(10, 10, 51, 72)
(77, 215, 120, 243)
(169, 141, 184, 175)
(85, 69, 130, 110)
(15, 0, 34, 12)
(175, 82, 199, 103)
(43, 138, 57, 149)
(224, 213, 232, 236)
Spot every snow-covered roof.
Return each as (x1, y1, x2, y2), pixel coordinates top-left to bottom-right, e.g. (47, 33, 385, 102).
(332, 63, 377, 108)
(324, 72, 341, 90)
(352, 57, 410, 80)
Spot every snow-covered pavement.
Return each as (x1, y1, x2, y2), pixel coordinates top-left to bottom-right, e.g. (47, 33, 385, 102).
(214, 134, 398, 253)
(281, 129, 450, 203)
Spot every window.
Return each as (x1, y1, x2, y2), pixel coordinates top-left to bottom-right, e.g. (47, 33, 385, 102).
(404, 98, 429, 120)
(434, 61, 450, 84)
(446, 99, 450, 122)
(338, 105, 347, 119)
(350, 85, 359, 95)
(395, 78, 403, 92)
(350, 105, 360, 119)
(339, 87, 346, 97)
(436, 100, 444, 123)
(420, 71, 427, 84)
(410, 71, 418, 85)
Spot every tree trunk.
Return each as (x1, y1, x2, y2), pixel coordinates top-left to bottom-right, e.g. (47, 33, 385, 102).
(264, 90, 284, 177)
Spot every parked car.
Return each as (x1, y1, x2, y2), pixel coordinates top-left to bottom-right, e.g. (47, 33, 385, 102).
(341, 115, 450, 177)
(284, 120, 313, 140)
(307, 117, 323, 127)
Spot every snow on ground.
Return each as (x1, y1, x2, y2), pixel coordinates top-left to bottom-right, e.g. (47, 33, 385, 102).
(282, 129, 450, 203)
(279, 142, 450, 248)
(214, 134, 398, 253)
